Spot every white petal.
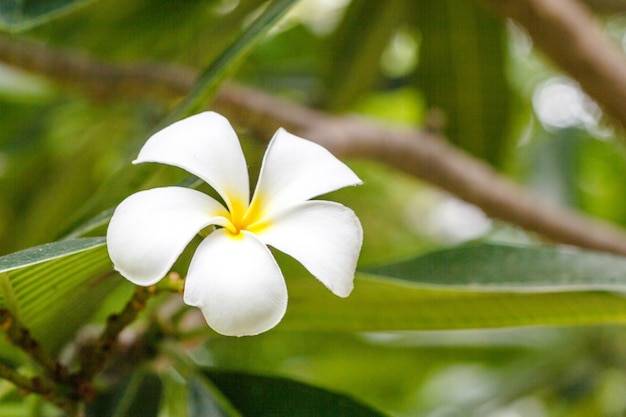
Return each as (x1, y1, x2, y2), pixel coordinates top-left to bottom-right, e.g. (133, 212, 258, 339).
(183, 229, 287, 336)
(107, 187, 229, 286)
(250, 129, 362, 217)
(134, 112, 249, 213)
(256, 201, 362, 297)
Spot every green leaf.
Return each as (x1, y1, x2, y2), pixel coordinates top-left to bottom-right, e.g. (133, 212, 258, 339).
(279, 244, 626, 331)
(169, 0, 300, 121)
(204, 370, 388, 417)
(0, 0, 92, 31)
(0, 403, 29, 417)
(157, 369, 190, 417)
(411, 0, 511, 165)
(158, 359, 243, 417)
(366, 243, 626, 291)
(0, 237, 104, 271)
(65, 0, 299, 231)
(86, 369, 161, 417)
(0, 238, 120, 353)
(187, 375, 239, 417)
(322, 0, 405, 110)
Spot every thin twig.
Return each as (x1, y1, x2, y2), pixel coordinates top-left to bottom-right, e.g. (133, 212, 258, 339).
(0, 309, 68, 380)
(0, 309, 91, 411)
(77, 285, 156, 381)
(0, 361, 78, 412)
(0, 362, 55, 397)
(2, 34, 626, 255)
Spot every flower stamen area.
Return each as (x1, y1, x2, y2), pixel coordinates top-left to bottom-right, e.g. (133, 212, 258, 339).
(224, 196, 268, 238)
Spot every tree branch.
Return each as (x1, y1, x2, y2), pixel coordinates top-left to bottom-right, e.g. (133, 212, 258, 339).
(0, 362, 55, 398)
(78, 285, 156, 381)
(581, 0, 626, 13)
(0, 310, 79, 412)
(0, 362, 80, 414)
(2, 34, 626, 255)
(217, 86, 626, 255)
(483, 0, 626, 131)
(0, 310, 67, 380)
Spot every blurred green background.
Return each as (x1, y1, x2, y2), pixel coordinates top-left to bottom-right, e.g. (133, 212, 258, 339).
(3, 0, 626, 415)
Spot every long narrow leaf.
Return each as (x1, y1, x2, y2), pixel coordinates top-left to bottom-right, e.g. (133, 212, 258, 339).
(204, 370, 388, 417)
(411, 0, 511, 165)
(169, 0, 300, 121)
(367, 243, 626, 291)
(281, 244, 626, 331)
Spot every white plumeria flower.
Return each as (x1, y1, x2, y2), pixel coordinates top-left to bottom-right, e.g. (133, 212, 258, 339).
(106, 112, 363, 336)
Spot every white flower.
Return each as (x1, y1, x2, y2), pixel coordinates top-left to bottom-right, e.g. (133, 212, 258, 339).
(106, 112, 363, 336)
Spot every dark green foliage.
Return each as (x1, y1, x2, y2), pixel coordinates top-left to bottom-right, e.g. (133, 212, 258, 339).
(0, 0, 92, 31)
(411, 0, 511, 165)
(205, 370, 388, 417)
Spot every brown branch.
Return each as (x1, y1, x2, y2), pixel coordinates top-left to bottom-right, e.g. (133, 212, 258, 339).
(581, 0, 626, 13)
(0, 309, 68, 380)
(483, 0, 626, 131)
(0, 310, 80, 412)
(2, 35, 626, 256)
(217, 85, 626, 256)
(0, 35, 193, 101)
(0, 362, 55, 397)
(0, 284, 165, 409)
(0, 362, 81, 414)
(77, 285, 156, 381)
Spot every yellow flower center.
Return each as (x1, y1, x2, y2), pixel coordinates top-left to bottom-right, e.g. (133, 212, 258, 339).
(224, 196, 268, 238)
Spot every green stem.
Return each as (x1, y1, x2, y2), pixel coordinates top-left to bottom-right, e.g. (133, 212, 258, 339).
(156, 272, 185, 294)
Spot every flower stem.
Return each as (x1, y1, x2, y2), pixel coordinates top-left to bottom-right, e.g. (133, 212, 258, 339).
(156, 272, 184, 294)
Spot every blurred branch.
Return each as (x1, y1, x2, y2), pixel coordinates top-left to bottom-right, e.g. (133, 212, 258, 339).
(0, 310, 67, 380)
(0, 362, 54, 397)
(0, 35, 194, 100)
(483, 0, 626, 131)
(78, 285, 156, 381)
(2, 35, 626, 255)
(581, 0, 626, 13)
(0, 309, 79, 412)
(220, 89, 626, 256)
(0, 363, 73, 412)
(0, 284, 165, 411)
